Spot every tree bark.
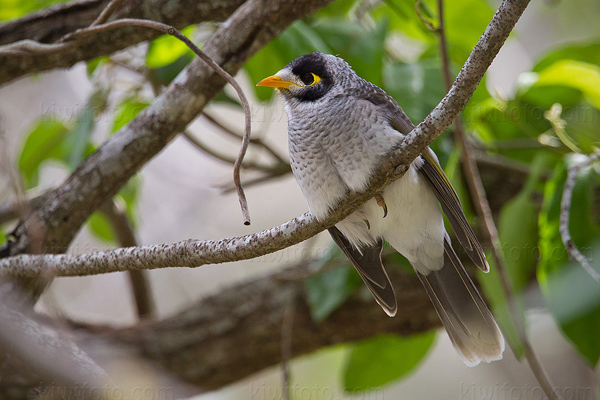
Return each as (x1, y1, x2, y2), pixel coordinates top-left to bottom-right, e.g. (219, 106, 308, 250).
(0, 260, 440, 396)
(0, 0, 247, 85)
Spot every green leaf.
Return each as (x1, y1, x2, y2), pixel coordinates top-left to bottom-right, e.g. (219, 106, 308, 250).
(87, 212, 115, 243)
(149, 54, 194, 86)
(65, 106, 96, 169)
(87, 56, 108, 76)
(111, 99, 150, 134)
(146, 26, 196, 69)
(0, 230, 6, 245)
(304, 262, 362, 323)
(494, 179, 540, 357)
(371, 0, 434, 44)
(529, 60, 600, 110)
(497, 191, 537, 286)
(477, 255, 525, 360)
(313, 19, 387, 87)
(497, 160, 546, 291)
(533, 42, 600, 73)
(343, 332, 436, 392)
(0, 0, 68, 21)
(478, 155, 551, 360)
(314, 0, 357, 18)
(442, 0, 494, 64)
(18, 120, 69, 188)
(383, 58, 445, 123)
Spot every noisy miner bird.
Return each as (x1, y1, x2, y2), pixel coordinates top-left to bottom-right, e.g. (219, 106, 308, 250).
(257, 52, 504, 367)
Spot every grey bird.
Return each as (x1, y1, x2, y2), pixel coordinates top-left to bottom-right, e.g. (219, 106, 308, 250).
(257, 52, 504, 367)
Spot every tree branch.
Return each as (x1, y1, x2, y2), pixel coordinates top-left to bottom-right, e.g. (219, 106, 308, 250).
(0, 0, 247, 85)
(84, 261, 440, 390)
(58, 17, 254, 223)
(99, 200, 155, 319)
(560, 151, 600, 283)
(0, 0, 531, 278)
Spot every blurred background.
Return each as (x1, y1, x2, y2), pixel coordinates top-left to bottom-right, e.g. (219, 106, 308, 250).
(1, 0, 600, 398)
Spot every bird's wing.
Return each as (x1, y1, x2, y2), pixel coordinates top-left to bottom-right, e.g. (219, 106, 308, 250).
(418, 149, 489, 272)
(360, 87, 489, 272)
(328, 227, 397, 316)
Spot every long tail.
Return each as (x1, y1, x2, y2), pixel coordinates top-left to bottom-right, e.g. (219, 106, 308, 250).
(416, 236, 504, 366)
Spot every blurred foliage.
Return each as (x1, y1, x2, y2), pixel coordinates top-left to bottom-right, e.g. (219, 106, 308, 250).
(15, 91, 142, 245)
(342, 332, 436, 392)
(305, 246, 363, 323)
(0, 0, 66, 21)
(6, 0, 600, 392)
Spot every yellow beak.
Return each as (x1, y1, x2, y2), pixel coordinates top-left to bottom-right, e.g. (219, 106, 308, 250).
(256, 75, 296, 89)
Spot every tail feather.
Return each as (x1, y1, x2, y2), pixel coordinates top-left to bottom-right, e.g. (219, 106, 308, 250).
(328, 227, 397, 316)
(417, 236, 504, 366)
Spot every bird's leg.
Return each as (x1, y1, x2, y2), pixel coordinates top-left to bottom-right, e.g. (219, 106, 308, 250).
(375, 192, 388, 218)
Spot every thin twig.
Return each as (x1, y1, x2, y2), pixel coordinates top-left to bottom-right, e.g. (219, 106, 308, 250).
(90, 0, 128, 26)
(560, 151, 600, 283)
(182, 130, 286, 173)
(415, 0, 436, 31)
(218, 167, 291, 193)
(100, 200, 155, 318)
(435, 1, 560, 399)
(203, 112, 288, 165)
(54, 18, 252, 225)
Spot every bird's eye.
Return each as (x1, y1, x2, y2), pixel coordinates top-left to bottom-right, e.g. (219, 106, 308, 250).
(301, 72, 321, 86)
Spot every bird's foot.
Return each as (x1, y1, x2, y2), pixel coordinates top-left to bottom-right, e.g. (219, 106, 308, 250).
(375, 192, 388, 218)
(363, 219, 371, 230)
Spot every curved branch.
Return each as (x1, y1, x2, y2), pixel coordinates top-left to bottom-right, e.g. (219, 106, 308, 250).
(560, 151, 600, 283)
(0, 0, 531, 276)
(57, 17, 254, 224)
(0, 0, 246, 85)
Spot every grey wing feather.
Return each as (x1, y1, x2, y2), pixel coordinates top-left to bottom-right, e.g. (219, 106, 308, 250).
(358, 84, 489, 272)
(417, 149, 489, 272)
(416, 235, 504, 366)
(328, 227, 397, 316)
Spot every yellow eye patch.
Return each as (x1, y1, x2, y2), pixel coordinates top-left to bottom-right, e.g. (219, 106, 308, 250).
(301, 72, 321, 86)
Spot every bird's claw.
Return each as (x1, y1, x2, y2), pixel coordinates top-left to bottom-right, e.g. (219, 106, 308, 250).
(375, 192, 388, 218)
(364, 219, 371, 230)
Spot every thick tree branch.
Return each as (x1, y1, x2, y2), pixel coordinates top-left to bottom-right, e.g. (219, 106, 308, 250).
(0, 0, 531, 278)
(70, 262, 441, 391)
(0, 0, 247, 85)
